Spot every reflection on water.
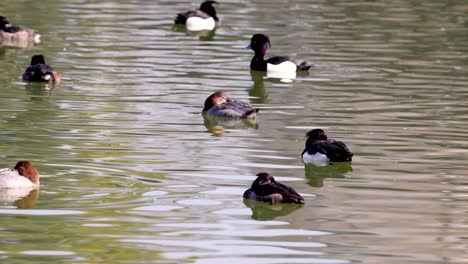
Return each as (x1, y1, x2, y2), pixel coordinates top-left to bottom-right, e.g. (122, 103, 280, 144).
(243, 198, 303, 221)
(0, 0, 468, 263)
(0, 38, 37, 49)
(0, 188, 38, 209)
(173, 25, 217, 41)
(203, 114, 258, 136)
(304, 163, 352, 187)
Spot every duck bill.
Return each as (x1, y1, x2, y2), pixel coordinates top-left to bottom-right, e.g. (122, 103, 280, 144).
(243, 44, 252, 50)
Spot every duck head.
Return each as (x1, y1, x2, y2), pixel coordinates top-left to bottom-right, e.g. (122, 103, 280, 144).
(200, 1, 219, 21)
(252, 172, 276, 187)
(0, 16, 10, 30)
(203, 91, 229, 111)
(245, 34, 271, 58)
(30, 54, 46, 65)
(14, 161, 39, 185)
(306, 129, 328, 141)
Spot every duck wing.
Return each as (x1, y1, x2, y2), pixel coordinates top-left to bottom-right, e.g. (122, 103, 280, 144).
(266, 56, 291, 65)
(3, 25, 23, 33)
(175, 10, 210, 24)
(207, 99, 258, 118)
(267, 56, 311, 71)
(252, 182, 304, 204)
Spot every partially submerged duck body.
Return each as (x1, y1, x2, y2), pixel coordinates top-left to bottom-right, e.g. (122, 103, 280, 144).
(22, 55, 60, 83)
(301, 129, 353, 166)
(243, 172, 304, 204)
(202, 91, 258, 119)
(0, 161, 39, 189)
(245, 34, 311, 79)
(174, 1, 220, 31)
(0, 16, 40, 44)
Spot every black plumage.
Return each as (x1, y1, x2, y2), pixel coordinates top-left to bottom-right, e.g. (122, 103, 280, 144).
(243, 173, 304, 204)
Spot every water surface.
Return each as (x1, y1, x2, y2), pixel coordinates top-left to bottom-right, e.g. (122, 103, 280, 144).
(1, 0, 468, 263)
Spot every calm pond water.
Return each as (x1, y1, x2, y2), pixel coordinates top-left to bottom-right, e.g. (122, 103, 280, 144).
(1, 0, 468, 263)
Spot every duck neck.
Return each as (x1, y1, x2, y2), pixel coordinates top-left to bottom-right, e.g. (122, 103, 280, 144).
(250, 54, 267, 71)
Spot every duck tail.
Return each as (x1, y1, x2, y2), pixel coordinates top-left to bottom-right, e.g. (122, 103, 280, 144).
(174, 13, 187, 24)
(297, 61, 312, 71)
(242, 108, 259, 118)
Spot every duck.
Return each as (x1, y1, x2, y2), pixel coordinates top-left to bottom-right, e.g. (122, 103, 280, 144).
(22, 55, 60, 83)
(245, 34, 311, 77)
(0, 161, 39, 189)
(174, 1, 220, 31)
(243, 172, 304, 204)
(301, 129, 353, 166)
(202, 91, 258, 119)
(0, 16, 40, 44)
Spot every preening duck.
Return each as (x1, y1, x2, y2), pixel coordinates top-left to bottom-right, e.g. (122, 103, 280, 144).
(174, 1, 220, 31)
(22, 55, 60, 83)
(301, 129, 353, 166)
(0, 161, 39, 189)
(202, 91, 258, 119)
(243, 172, 304, 204)
(0, 16, 40, 44)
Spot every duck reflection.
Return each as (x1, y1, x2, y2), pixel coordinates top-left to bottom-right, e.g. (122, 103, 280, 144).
(24, 82, 57, 96)
(173, 25, 216, 41)
(304, 163, 353, 187)
(203, 114, 258, 136)
(0, 188, 39, 209)
(0, 38, 37, 49)
(249, 71, 267, 103)
(243, 199, 303, 221)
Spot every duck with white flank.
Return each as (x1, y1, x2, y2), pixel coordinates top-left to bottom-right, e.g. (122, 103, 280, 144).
(0, 161, 39, 189)
(245, 34, 311, 79)
(301, 129, 353, 166)
(0, 16, 40, 44)
(175, 1, 220, 31)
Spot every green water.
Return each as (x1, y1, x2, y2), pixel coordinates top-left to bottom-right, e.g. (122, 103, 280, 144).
(1, 0, 468, 263)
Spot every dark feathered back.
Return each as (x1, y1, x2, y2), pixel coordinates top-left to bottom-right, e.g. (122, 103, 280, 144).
(22, 55, 59, 83)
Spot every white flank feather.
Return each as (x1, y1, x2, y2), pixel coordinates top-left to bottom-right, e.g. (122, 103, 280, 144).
(34, 33, 41, 43)
(0, 168, 37, 189)
(186, 17, 215, 31)
(267, 61, 297, 80)
(302, 152, 330, 167)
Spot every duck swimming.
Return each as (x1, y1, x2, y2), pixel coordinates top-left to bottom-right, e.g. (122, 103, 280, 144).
(0, 16, 40, 44)
(202, 91, 258, 119)
(174, 1, 220, 31)
(0, 161, 39, 189)
(243, 172, 304, 204)
(301, 129, 353, 166)
(245, 34, 311, 76)
(22, 55, 60, 83)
